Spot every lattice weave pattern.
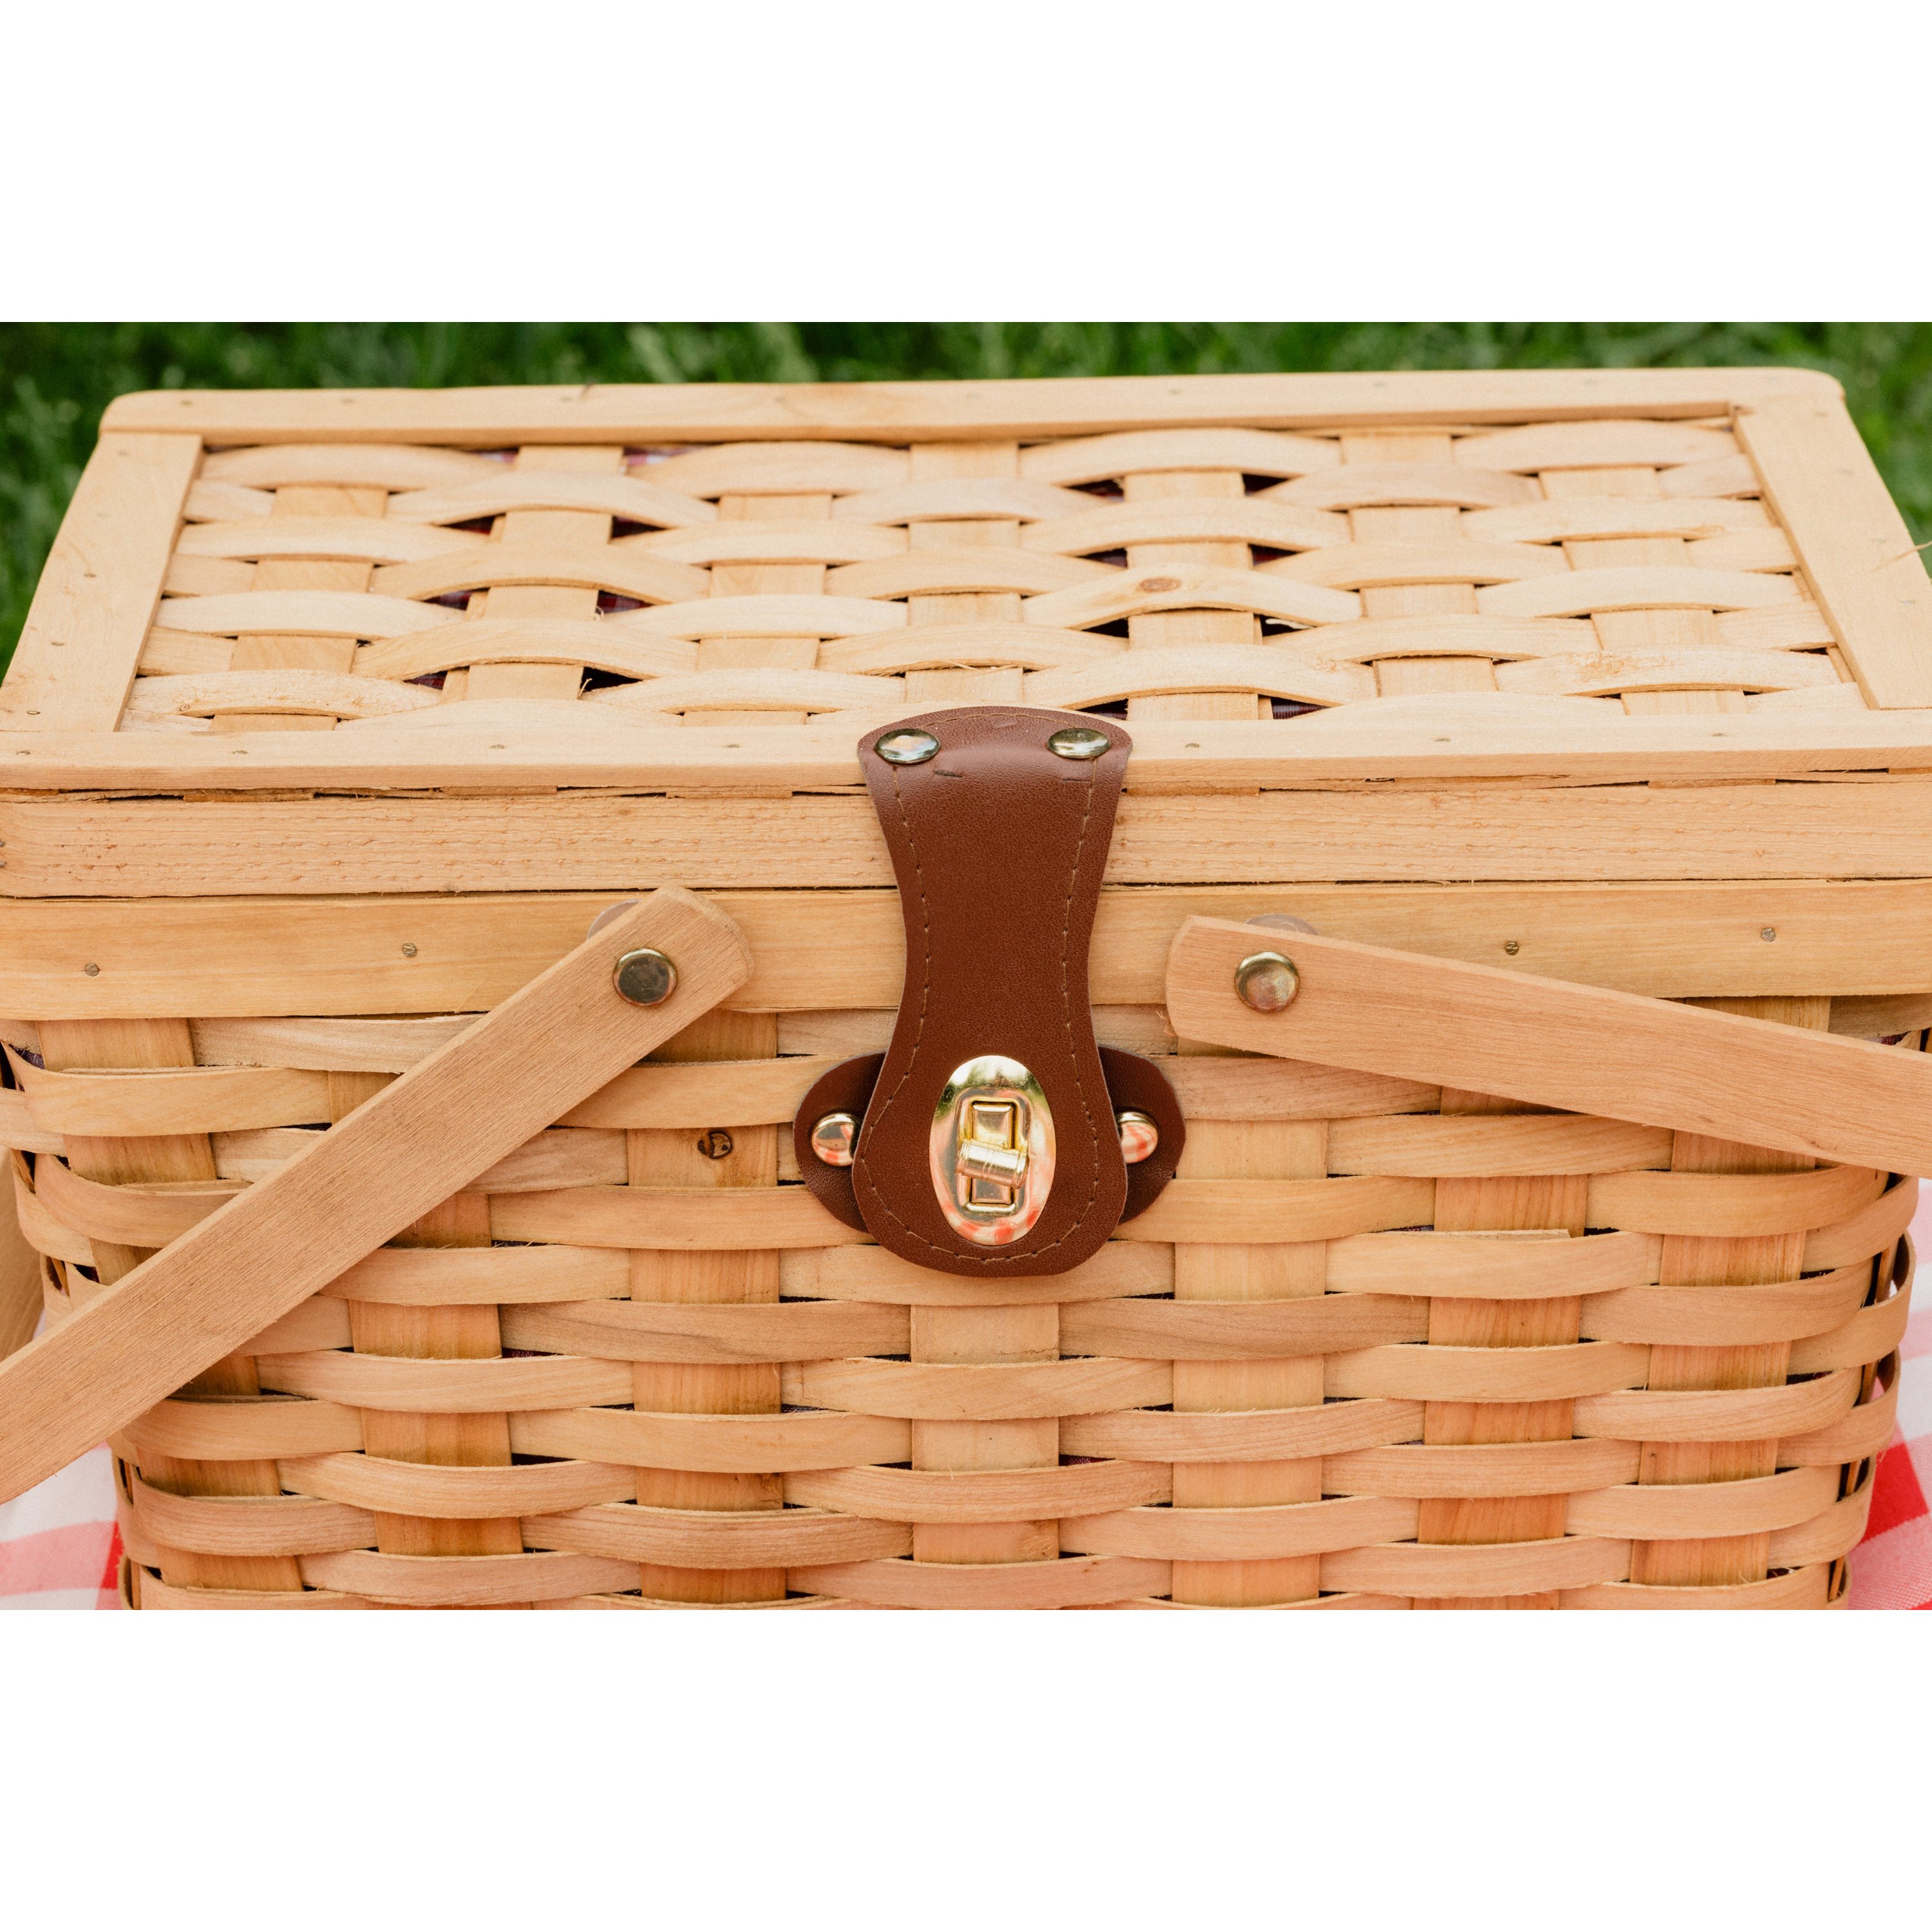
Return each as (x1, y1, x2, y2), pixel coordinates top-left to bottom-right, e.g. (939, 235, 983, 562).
(3, 1008, 1902, 1609)
(125, 419, 1857, 734)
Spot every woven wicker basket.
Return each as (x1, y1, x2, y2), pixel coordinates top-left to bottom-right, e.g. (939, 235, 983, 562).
(2, 366, 1927, 1608)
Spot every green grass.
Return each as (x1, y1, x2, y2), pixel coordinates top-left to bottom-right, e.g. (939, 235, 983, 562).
(6, 321, 1932, 677)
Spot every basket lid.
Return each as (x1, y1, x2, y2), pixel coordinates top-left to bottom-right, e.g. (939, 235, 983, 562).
(3, 369, 1929, 799)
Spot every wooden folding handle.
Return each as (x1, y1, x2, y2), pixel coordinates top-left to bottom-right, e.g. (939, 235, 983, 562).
(1166, 914, 1932, 1180)
(0, 886, 752, 1505)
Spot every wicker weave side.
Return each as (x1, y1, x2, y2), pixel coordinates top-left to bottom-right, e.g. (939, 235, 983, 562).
(37, 1018, 301, 1597)
(5, 1011, 1902, 1609)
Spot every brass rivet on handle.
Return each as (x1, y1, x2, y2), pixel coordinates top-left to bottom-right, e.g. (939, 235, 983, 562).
(876, 729, 940, 766)
(1235, 951, 1298, 1013)
(810, 1112, 858, 1166)
(1048, 726, 1112, 761)
(614, 947, 677, 1007)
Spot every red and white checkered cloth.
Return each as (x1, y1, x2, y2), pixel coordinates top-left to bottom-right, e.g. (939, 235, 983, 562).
(8, 1209, 1929, 1611)
(0, 1444, 122, 1610)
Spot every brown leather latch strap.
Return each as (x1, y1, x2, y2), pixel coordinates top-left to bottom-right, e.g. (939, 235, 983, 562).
(796, 706, 1180, 1278)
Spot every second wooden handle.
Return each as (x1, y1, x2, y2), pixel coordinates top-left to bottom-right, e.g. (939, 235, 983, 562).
(1166, 914, 1932, 1178)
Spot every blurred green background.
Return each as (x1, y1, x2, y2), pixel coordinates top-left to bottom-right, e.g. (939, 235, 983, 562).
(5, 321, 1931, 676)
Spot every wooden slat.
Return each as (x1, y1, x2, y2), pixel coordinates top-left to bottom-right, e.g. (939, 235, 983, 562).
(152, 591, 459, 638)
(635, 523, 903, 565)
(1476, 567, 1799, 619)
(351, 620, 697, 683)
(200, 446, 502, 489)
(1118, 450, 1320, 1603)
(1632, 1003, 1828, 1591)
(350, 1191, 522, 1566)
(14, 705, 1932, 791)
(27, 768, 1932, 898)
(1265, 538, 1570, 588)
(176, 519, 488, 564)
(1464, 498, 1772, 544)
(6, 877, 1932, 1023)
(1735, 393, 1932, 708)
(1022, 564, 1359, 630)
(126, 670, 439, 726)
(37, 1016, 299, 1594)
(99, 368, 1841, 442)
(0, 1164, 37, 1359)
(1019, 498, 1349, 554)
(1269, 464, 1539, 511)
(627, 1010, 787, 1604)
(0, 434, 200, 732)
(1452, 421, 1737, 472)
(371, 531, 705, 607)
(385, 471, 715, 528)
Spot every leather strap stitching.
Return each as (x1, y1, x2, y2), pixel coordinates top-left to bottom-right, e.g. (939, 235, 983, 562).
(857, 748, 1108, 1267)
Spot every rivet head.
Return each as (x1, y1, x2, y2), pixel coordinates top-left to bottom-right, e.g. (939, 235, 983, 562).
(1235, 950, 1299, 1013)
(810, 1112, 858, 1166)
(876, 728, 940, 766)
(82, 963, 100, 977)
(614, 947, 677, 1007)
(400, 942, 417, 958)
(1117, 1110, 1159, 1164)
(1048, 725, 1112, 761)
(1504, 940, 1520, 956)
(1761, 927, 1777, 942)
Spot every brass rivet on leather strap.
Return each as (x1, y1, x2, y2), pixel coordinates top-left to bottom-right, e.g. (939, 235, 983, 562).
(1047, 725, 1112, 761)
(876, 728, 940, 766)
(1117, 1110, 1159, 1164)
(810, 1112, 858, 1166)
(613, 947, 677, 1007)
(1235, 951, 1299, 1012)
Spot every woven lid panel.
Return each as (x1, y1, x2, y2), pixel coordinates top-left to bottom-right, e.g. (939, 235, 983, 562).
(124, 417, 1856, 735)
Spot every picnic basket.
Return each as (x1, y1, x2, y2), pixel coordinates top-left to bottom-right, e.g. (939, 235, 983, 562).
(1, 366, 1927, 1609)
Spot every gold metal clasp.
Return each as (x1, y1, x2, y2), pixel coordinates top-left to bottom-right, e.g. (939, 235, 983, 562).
(929, 1056, 1055, 1245)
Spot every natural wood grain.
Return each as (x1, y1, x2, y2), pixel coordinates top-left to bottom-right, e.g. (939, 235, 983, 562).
(1452, 420, 1737, 472)
(350, 1192, 522, 1565)
(1631, 994, 1832, 1590)
(100, 369, 1841, 443)
(1736, 393, 1932, 708)
(385, 471, 715, 528)
(0, 1162, 37, 1359)
(1164, 917, 1932, 1176)
(36, 1015, 299, 1593)
(0, 434, 200, 732)
(176, 518, 486, 564)
(627, 1010, 786, 1604)
(14, 705, 1932, 791)
(6, 878, 1931, 1023)
(460, 446, 628, 706)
